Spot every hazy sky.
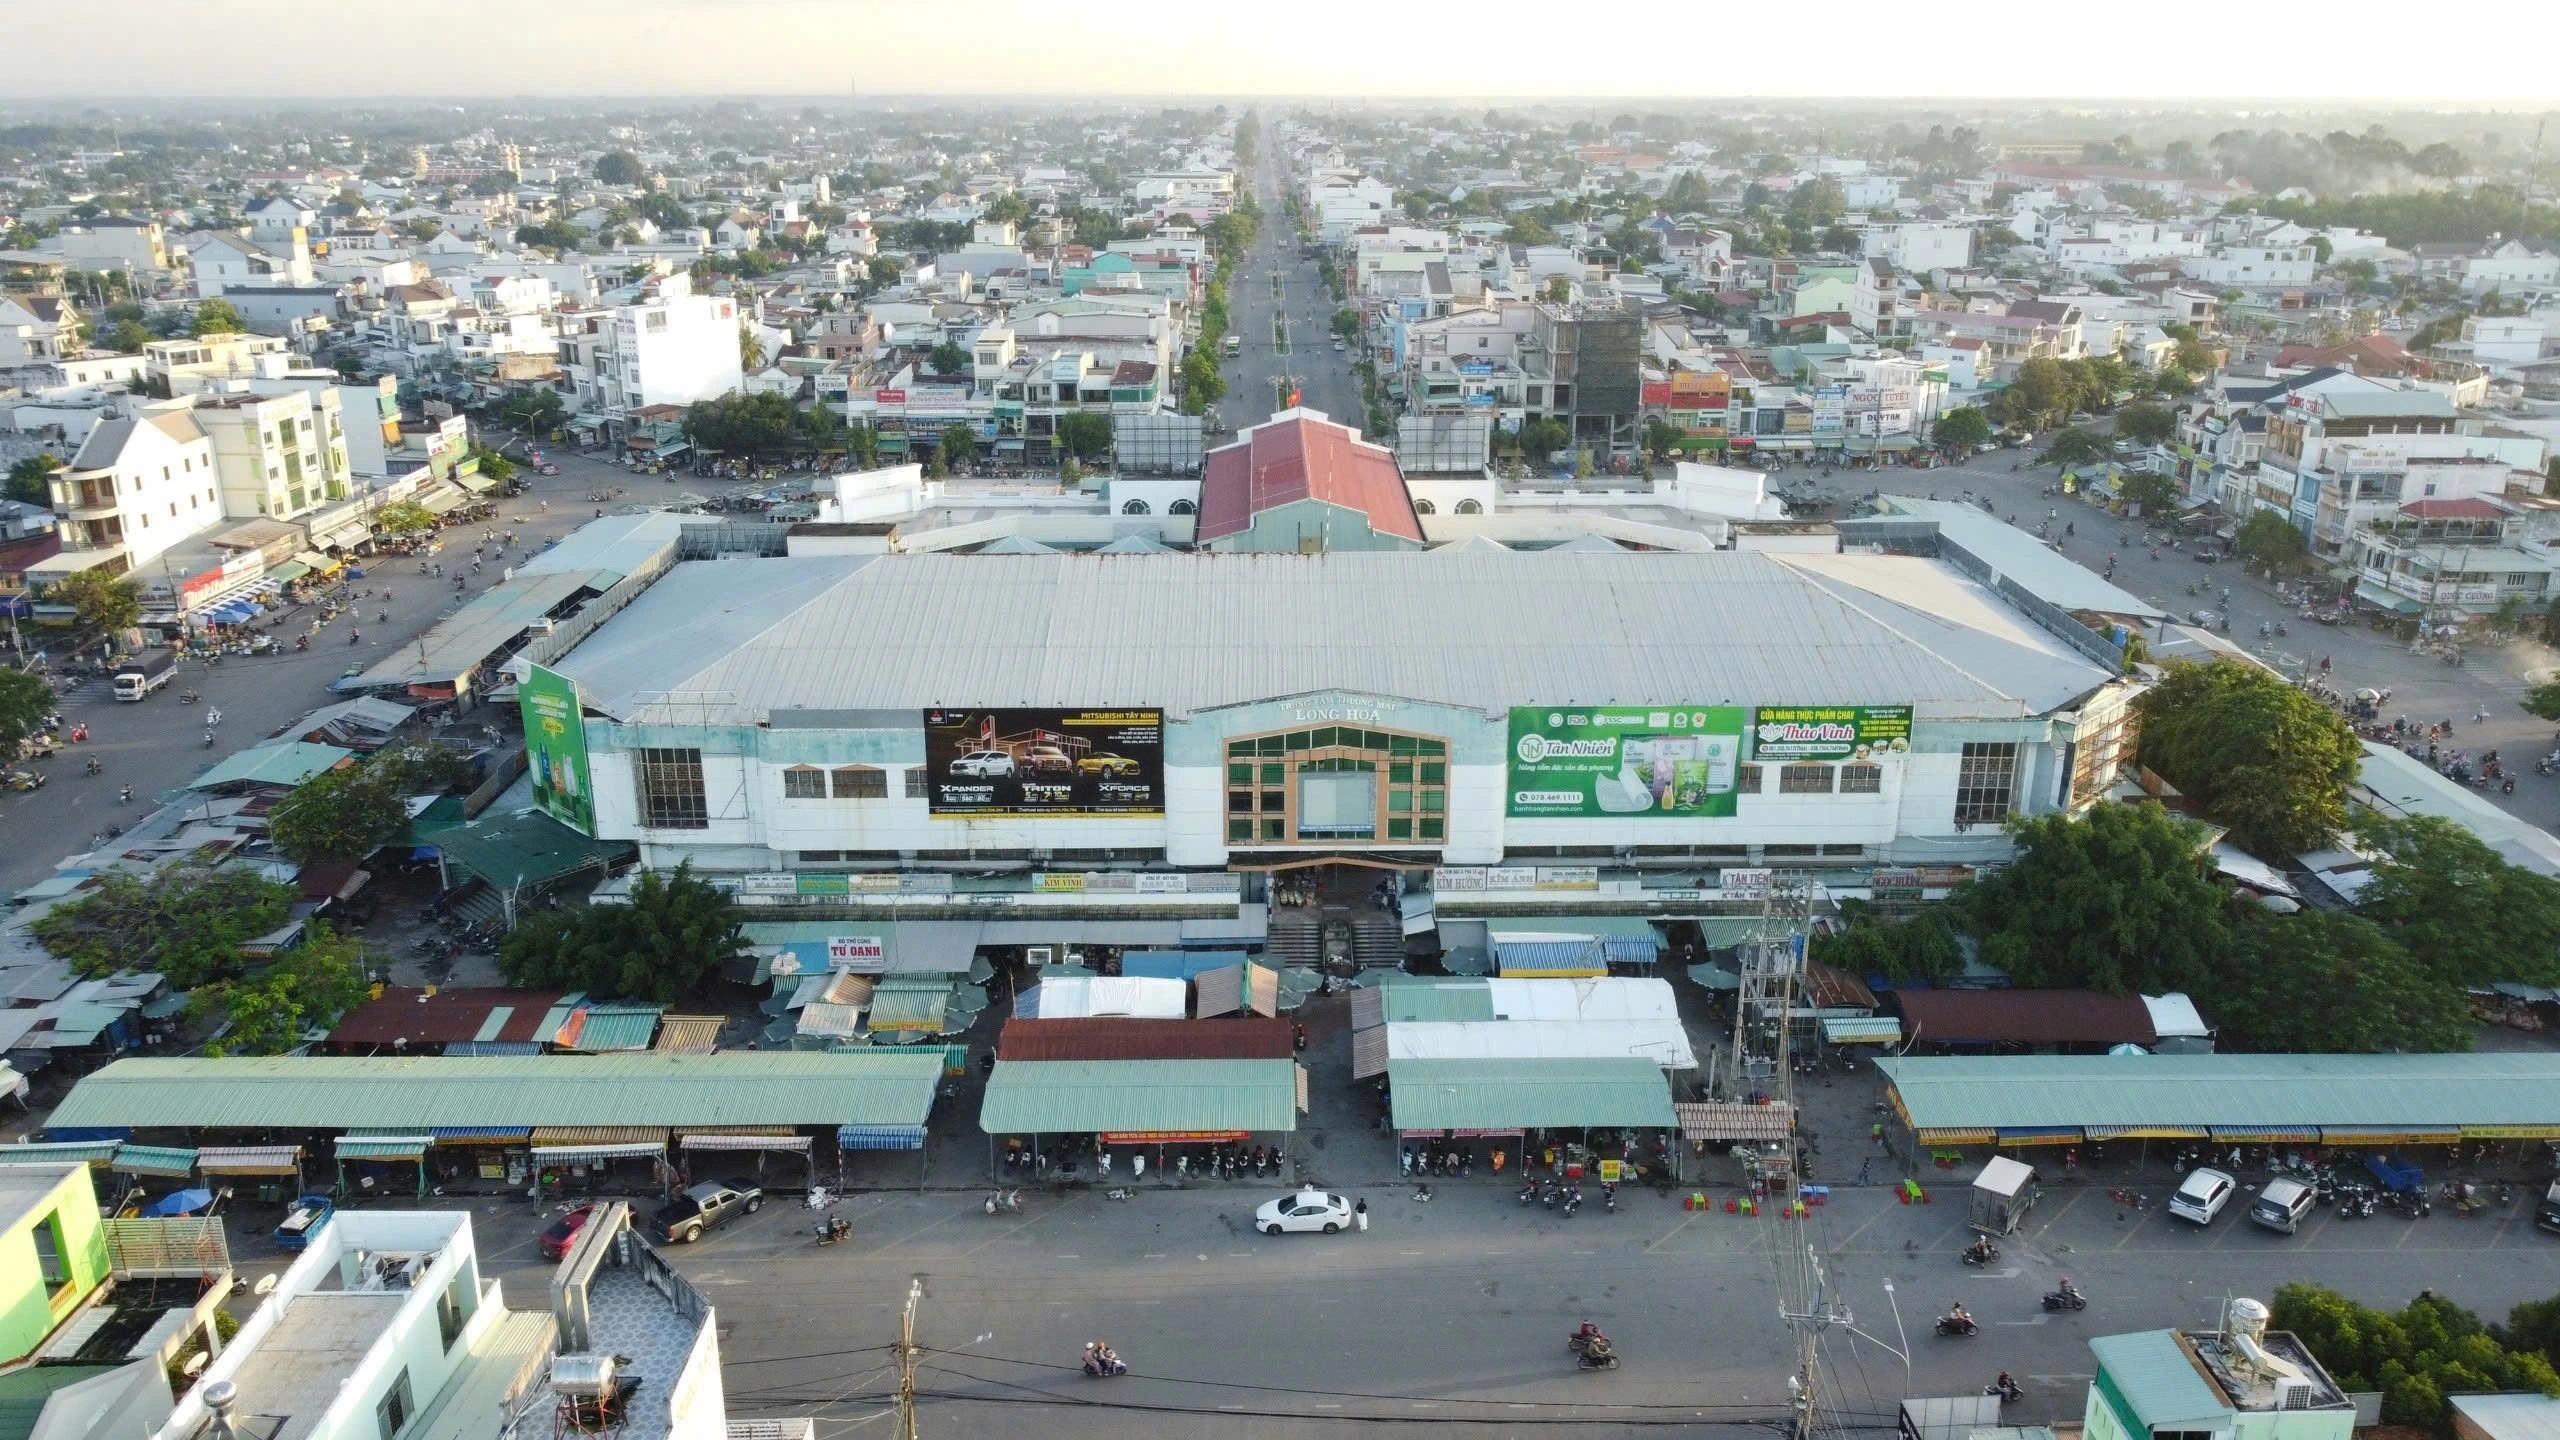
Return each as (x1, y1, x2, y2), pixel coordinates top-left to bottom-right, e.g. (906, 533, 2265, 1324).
(16, 0, 2560, 102)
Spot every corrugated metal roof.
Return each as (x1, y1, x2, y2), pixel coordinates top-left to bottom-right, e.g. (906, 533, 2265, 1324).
(1386, 1058, 1676, 1131)
(1380, 979, 1496, 1024)
(652, 1016, 725, 1054)
(1878, 1054, 2560, 1132)
(1892, 989, 2157, 1047)
(1194, 965, 1242, 1018)
(794, 1003, 865, 1038)
(555, 1005, 663, 1053)
(1676, 1101, 1795, 1142)
(188, 742, 353, 790)
(2088, 1332, 2230, 1429)
(2451, 1396, 2560, 1440)
(0, 1140, 119, 1165)
(997, 1018, 1293, 1062)
(552, 551, 2115, 722)
(979, 1059, 1299, 1134)
(328, 988, 565, 1048)
(49, 1053, 946, 1130)
(867, 984, 955, 1032)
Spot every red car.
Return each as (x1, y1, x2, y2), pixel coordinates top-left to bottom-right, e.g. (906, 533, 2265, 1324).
(537, 1204, 596, 1261)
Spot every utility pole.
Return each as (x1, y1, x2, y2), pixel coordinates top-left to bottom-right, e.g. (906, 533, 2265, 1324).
(895, 1278, 923, 1440)
(1722, 872, 1813, 1100)
(1781, 1245, 1854, 1440)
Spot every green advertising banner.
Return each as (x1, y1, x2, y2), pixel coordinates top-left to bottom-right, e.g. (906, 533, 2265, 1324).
(1507, 706, 1748, 819)
(519, 662, 595, 836)
(1748, 705, 1913, 762)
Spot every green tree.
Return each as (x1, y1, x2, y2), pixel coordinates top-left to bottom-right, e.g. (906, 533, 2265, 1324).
(1057, 412, 1115, 461)
(0, 668, 50, 758)
(939, 422, 977, 471)
(6, 455, 61, 507)
(2355, 815, 2560, 987)
(189, 298, 246, 336)
(497, 864, 747, 1003)
(468, 447, 515, 484)
(2137, 659, 2361, 855)
(2118, 467, 2181, 514)
(2271, 1284, 2560, 1434)
(739, 324, 765, 371)
(1179, 350, 1224, 414)
(199, 922, 375, 1057)
(1808, 903, 1965, 985)
(372, 500, 436, 536)
(1331, 306, 1360, 340)
(500, 389, 566, 433)
(105, 318, 151, 353)
(683, 391, 798, 454)
(30, 869, 297, 988)
(1514, 417, 1571, 464)
(593, 150, 647, 186)
(49, 569, 142, 635)
(2234, 509, 2308, 572)
(2525, 679, 2560, 722)
(513, 221, 586, 253)
(927, 340, 970, 376)
(1955, 802, 2229, 993)
(1642, 417, 1685, 461)
(1541, 276, 1572, 303)
(2202, 909, 2470, 1053)
(268, 762, 407, 865)
(2043, 429, 2110, 468)
(2113, 402, 2178, 446)
(1931, 406, 1991, 452)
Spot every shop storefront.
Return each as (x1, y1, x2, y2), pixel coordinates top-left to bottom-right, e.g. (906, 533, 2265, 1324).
(529, 1127, 672, 1199)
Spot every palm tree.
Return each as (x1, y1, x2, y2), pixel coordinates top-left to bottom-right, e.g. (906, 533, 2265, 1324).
(738, 324, 765, 372)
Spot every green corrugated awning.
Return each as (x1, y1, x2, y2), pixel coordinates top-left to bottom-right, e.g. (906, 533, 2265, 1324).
(413, 811, 634, 892)
(867, 984, 955, 1033)
(1823, 1017, 1903, 1045)
(556, 1005, 662, 1053)
(335, 1135, 432, 1161)
(1379, 979, 1496, 1024)
(110, 1145, 198, 1176)
(189, 742, 354, 790)
(267, 560, 311, 585)
(980, 1060, 1298, 1135)
(0, 1140, 120, 1166)
(49, 1053, 947, 1131)
(2353, 581, 2424, 616)
(1385, 1058, 1676, 1132)
(1879, 1054, 2560, 1134)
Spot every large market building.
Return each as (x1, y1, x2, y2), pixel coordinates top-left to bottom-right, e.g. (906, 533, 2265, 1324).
(515, 413, 2148, 903)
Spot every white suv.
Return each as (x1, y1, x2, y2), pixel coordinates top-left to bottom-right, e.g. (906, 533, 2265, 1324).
(2169, 1167, 2235, 1225)
(949, 750, 1015, 778)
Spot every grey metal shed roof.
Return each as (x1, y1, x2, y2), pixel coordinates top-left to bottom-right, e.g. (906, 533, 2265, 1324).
(552, 550, 2116, 721)
(1867, 498, 2168, 620)
(1879, 1054, 2560, 1132)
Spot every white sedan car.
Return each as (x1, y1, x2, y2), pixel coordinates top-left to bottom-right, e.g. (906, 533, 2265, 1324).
(1255, 1189, 1353, 1236)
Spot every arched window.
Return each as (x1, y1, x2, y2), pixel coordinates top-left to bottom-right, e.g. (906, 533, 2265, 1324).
(1455, 499, 1482, 515)
(782, 765, 825, 799)
(1122, 499, 1151, 515)
(1168, 498, 1196, 515)
(1413, 499, 1435, 515)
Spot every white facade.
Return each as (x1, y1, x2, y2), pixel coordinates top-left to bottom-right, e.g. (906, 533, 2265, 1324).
(49, 403, 224, 569)
(1861, 224, 1973, 273)
(0, 295, 79, 366)
(190, 231, 315, 296)
(2462, 240, 2560, 294)
(2190, 242, 2317, 288)
(559, 273, 745, 417)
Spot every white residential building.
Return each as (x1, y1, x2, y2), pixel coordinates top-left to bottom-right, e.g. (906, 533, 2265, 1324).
(2189, 240, 2317, 288)
(2462, 240, 2560, 295)
(54, 217, 169, 273)
(1860, 223, 1973, 273)
(557, 272, 744, 421)
(190, 231, 315, 296)
(144, 333, 298, 396)
(191, 387, 350, 520)
(0, 294, 82, 366)
(43, 403, 223, 571)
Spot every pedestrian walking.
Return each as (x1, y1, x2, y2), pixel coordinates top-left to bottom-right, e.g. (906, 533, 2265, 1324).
(1857, 1158, 1871, 1187)
(1354, 1197, 1369, 1232)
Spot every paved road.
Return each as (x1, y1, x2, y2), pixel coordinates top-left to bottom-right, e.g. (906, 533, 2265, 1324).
(1226, 144, 1363, 433)
(0, 442, 661, 898)
(1865, 446, 2560, 837)
(399, 1167, 2558, 1440)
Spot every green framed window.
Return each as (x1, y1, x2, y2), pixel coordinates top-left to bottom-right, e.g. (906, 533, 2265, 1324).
(1229, 762, 1253, 784)
(1420, 762, 1445, 783)
(1229, 818, 1252, 841)
(1387, 789, 1412, 814)
(1387, 818, 1413, 839)
(1261, 791, 1286, 811)
(1419, 818, 1445, 840)
(1261, 819, 1285, 840)
(1229, 791, 1253, 813)
(1389, 762, 1413, 784)
(1260, 762, 1285, 784)
(1420, 790, 1444, 813)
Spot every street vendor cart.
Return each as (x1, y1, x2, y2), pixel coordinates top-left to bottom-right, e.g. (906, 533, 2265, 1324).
(1968, 1156, 2041, 1235)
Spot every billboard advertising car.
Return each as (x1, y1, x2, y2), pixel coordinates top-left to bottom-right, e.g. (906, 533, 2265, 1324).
(1507, 706, 1749, 820)
(1748, 705, 1913, 762)
(519, 663, 595, 836)
(922, 708, 1165, 818)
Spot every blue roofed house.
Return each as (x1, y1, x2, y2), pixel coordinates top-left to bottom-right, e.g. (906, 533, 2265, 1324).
(2085, 1301, 2356, 1440)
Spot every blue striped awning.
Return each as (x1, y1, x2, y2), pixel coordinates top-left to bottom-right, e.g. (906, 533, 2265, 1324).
(836, 1125, 927, 1151)
(442, 1042, 543, 1057)
(1996, 1127, 2083, 1147)
(432, 1127, 533, 1143)
(2207, 1126, 2320, 1143)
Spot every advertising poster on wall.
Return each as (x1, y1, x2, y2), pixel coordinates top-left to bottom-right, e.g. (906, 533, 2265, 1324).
(1506, 706, 1749, 820)
(518, 663, 595, 836)
(922, 708, 1165, 818)
(1748, 706, 1914, 762)
(1811, 384, 1849, 437)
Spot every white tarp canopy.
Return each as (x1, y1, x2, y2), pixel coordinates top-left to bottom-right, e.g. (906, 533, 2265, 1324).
(1483, 977, 1681, 1024)
(2143, 992, 2211, 1040)
(1025, 975, 1187, 1020)
(1973, 1155, 2036, 1198)
(1387, 1019, 1698, 1070)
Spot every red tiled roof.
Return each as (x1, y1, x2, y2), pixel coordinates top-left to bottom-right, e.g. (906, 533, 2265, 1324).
(2399, 498, 2507, 520)
(997, 1017, 1295, 1062)
(1110, 360, 1157, 385)
(1197, 413, 1422, 545)
(1892, 988, 2157, 1048)
(326, 987, 566, 1048)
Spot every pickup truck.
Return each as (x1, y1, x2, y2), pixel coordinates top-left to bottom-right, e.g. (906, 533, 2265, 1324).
(653, 1179, 763, 1244)
(274, 1193, 335, 1252)
(2538, 1180, 2560, 1236)
(111, 651, 177, 701)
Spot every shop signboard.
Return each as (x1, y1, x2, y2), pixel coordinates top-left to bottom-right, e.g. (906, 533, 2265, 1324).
(1721, 867, 1774, 900)
(1487, 866, 1538, 891)
(1641, 381, 1672, 407)
(875, 388, 907, 405)
(1535, 867, 1601, 891)
(1870, 868, 1925, 899)
(827, 935, 886, 967)
(923, 708, 1166, 818)
(1433, 867, 1488, 892)
(1747, 705, 1913, 763)
(519, 663, 595, 836)
(1459, 361, 1495, 377)
(1506, 706, 1750, 820)
(1033, 873, 1087, 893)
(1811, 385, 1849, 437)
